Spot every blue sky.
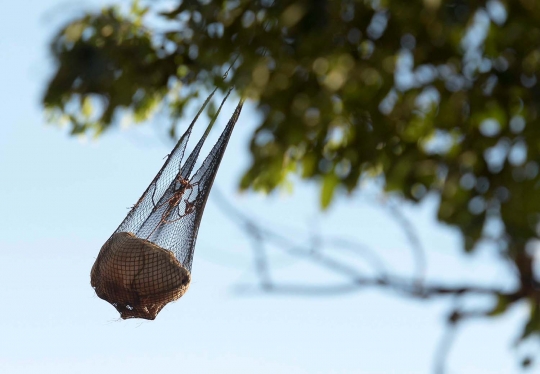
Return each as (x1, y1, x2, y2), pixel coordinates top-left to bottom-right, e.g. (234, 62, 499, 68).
(0, 1, 536, 373)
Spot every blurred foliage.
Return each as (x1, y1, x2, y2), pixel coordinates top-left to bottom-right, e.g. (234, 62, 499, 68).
(44, 0, 540, 347)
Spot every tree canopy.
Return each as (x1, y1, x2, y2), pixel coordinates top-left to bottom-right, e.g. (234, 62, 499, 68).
(44, 0, 540, 361)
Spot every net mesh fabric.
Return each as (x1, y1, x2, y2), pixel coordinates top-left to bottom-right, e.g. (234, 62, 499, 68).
(91, 91, 243, 320)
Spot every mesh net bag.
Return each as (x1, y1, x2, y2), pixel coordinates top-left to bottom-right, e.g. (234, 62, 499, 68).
(91, 90, 243, 320)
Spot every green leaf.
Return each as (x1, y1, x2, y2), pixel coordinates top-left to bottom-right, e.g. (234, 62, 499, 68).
(489, 294, 513, 316)
(81, 96, 93, 118)
(321, 173, 338, 210)
(520, 302, 540, 341)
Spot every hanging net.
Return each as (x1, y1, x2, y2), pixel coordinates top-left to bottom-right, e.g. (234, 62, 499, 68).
(91, 88, 243, 320)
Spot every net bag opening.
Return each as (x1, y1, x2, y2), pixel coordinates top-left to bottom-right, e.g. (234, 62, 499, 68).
(91, 89, 243, 320)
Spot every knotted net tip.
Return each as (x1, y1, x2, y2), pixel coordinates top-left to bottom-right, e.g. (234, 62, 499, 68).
(90, 232, 191, 320)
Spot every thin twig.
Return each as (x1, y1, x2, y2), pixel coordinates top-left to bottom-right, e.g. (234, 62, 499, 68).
(211, 188, 510, 300)
(433, 320, 459, 374)
(245, 222, 272, 289)
(212, 188, 389, 281)
(433, 305, 493, 374)
(385, 199, 427, 288)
